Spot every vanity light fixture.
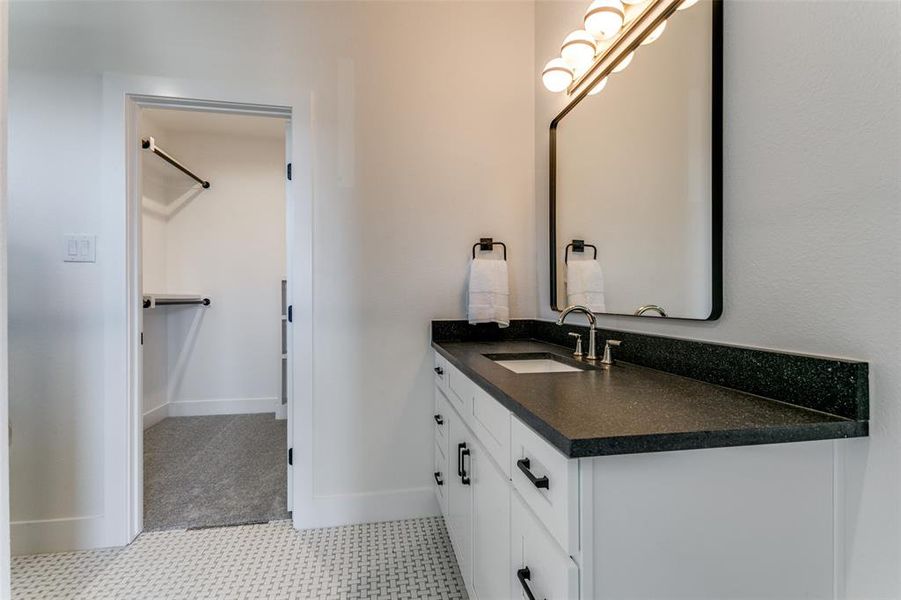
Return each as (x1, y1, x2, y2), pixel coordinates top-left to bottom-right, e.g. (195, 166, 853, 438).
(542, 58, 575, 93)
(561, 30, 598, 72)
(612, 51, 634, 73)
(584, 0, 625, 40)
(641, 20, 667, 44)
(587, 76, 609, 96)
(542, 0, 701, 95)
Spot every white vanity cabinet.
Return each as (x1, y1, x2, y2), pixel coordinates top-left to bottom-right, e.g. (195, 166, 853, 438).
(434, 357, 569, 600)
(432, 350, 835, 600)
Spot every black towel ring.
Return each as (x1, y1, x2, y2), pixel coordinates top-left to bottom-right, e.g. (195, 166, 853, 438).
(565, 239, 598, 264)
(472, 237, 507, 261)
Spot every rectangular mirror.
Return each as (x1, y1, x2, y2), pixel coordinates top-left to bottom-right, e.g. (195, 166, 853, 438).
(550, 0, 722, 320)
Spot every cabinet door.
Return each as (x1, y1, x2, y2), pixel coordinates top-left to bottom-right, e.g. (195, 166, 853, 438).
(511, 492, 579, 600)
(434, 439, 448, 517)
(446, 409, 473, 586)
(472, 438, 511, 600)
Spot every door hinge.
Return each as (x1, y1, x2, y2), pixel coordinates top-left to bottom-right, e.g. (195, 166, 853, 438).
(287, 163, 292, 181)
(287, 305, 293, 323)
(288, 448, 293, 466)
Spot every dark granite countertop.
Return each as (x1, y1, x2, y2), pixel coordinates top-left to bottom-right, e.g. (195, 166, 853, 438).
(432, 338, 868, 458)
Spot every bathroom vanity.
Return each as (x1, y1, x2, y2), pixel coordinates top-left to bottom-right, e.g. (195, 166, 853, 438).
(430, 320, 867, 600)
(444, 0, 868, 596)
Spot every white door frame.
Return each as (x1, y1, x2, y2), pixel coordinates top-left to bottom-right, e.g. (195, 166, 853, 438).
(0, 1, 11, 594)
(102, 74, 314, 546)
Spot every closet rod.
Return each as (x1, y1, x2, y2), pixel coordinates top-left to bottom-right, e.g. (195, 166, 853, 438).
(143, 298, 211, 308)
(141, 137, 211, 189)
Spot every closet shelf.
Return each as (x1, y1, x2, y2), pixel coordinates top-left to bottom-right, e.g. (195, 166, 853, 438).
(143, 293, 211, 309)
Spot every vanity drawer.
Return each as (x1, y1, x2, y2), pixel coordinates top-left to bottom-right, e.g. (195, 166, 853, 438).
(434, 438, 448, 517)
(445, 363, 473, 419)
(511, 492, 579, 600)
(434, 388, 449, 457)
(468, 384, 511, 478)
(434, 353, 450, 394)
(511, 416, 579, 556)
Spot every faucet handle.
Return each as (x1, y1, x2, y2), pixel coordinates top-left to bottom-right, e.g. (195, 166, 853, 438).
(600, 339, 622, 366)
(568, 332, 583, 358)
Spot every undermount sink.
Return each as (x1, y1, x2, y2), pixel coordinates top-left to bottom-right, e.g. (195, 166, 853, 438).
(484, 352, 587, 374)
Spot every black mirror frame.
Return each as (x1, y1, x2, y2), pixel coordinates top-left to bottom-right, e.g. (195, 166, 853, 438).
(549, 0, 723, 321)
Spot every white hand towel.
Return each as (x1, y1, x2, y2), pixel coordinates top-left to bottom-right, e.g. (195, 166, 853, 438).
(468, 258, 510, 328)
(566, 258, 606, 313)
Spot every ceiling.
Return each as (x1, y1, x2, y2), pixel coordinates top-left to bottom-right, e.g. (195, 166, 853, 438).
(142, 108, 287, 140)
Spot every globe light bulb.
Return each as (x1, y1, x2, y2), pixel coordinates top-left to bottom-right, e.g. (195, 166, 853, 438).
(584, 0, 625, 41)
(542, 58, 574, 93)
(641, 20, 666, 45)
(587, 77, 609, 96)
(612, 51, 634, 73)
(561, 30, 597, 73)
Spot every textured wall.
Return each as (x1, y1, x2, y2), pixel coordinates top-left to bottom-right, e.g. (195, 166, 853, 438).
(536, 1, 901, 596)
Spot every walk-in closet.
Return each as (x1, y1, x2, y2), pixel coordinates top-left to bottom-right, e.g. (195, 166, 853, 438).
(139, 109, 290, 531)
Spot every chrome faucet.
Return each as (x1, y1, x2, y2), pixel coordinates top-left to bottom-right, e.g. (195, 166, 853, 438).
(557, 305, 597, 360)
(635, 304, 667, 317)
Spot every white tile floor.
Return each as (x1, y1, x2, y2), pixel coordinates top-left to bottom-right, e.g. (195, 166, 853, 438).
(12, 517, 468, 600)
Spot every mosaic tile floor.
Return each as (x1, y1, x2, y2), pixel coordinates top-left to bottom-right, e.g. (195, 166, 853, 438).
(12, 517, 468, 600)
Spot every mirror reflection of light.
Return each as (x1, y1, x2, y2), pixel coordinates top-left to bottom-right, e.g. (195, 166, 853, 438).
(584, 0, 625, 40)
(542, 58, 575, 93)
(641, 20, 666, 45)
(587, 77, 609, 96)
(561, 30, 598, 72)
(612, 51, 634, 73)
(678, 0, 700, 10)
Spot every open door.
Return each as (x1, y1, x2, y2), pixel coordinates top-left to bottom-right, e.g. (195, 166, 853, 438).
(284, 120, 293, 513)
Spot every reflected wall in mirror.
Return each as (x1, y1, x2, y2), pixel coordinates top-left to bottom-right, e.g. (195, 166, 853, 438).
(550, 0, 721, 320)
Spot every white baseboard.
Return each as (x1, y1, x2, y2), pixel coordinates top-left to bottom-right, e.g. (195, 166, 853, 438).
(168, 397, 279, 417)
(143, 403, 169, 429)
(274, 403, 288, 420)
(11, 515, 110, 556)
(294, 487, 439, 530)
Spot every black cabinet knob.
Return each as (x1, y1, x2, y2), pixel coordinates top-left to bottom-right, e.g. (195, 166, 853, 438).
(434, 472, 444, 486)
(434, 414, 444, 425)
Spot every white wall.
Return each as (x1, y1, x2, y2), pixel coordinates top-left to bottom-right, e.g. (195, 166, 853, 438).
(141, 161, 168, 423)
(7, 70, 108, 552)
(142, 125, 286, 419)
(535, 1, 901, 597)
(7, 0, 536, 552)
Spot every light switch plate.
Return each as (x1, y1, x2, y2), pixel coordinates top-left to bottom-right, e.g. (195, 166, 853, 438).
(63, 235, 96, 263)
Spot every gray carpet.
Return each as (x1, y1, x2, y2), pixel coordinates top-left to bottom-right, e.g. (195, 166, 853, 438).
(143, 414, 290, 531)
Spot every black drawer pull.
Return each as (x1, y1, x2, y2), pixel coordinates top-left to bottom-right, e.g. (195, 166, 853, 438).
(434, 366, 444, 376)
(517, 458, 549, 490)
(517, 567, 539, 600)
(434, 471, 443, 486)
(434, 414, 444, 425)
(460, 447, 471, 485)
(457, 442, 466, 477)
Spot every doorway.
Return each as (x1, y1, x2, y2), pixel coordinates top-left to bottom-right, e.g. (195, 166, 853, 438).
(134, 104, 293, 532)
